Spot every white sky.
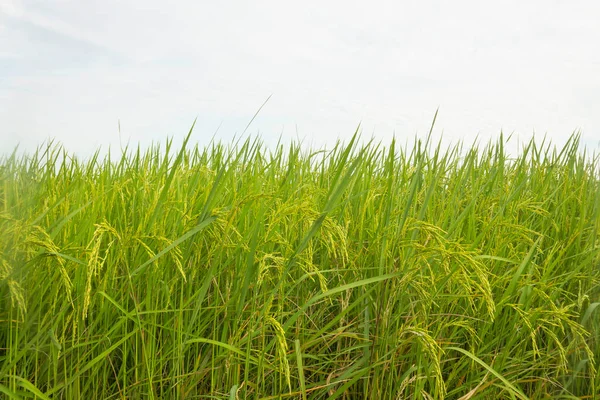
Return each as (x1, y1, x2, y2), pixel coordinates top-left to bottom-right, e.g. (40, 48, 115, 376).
(1, 0, 599, 156)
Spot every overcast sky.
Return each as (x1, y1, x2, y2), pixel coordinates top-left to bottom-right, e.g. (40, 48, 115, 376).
(1, 0, 599, 156)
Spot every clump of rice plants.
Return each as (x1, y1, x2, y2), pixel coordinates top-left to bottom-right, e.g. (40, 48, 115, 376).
(1, 130, 599, 399)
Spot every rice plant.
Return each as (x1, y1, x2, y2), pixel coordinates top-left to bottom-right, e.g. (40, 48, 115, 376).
(1, 129, 598, 399)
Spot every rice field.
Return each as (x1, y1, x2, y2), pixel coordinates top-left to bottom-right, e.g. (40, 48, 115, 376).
(1, 129, 599, 399)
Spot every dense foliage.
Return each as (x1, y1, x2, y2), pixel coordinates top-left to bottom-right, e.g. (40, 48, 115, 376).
(1, 130, 599, 399)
